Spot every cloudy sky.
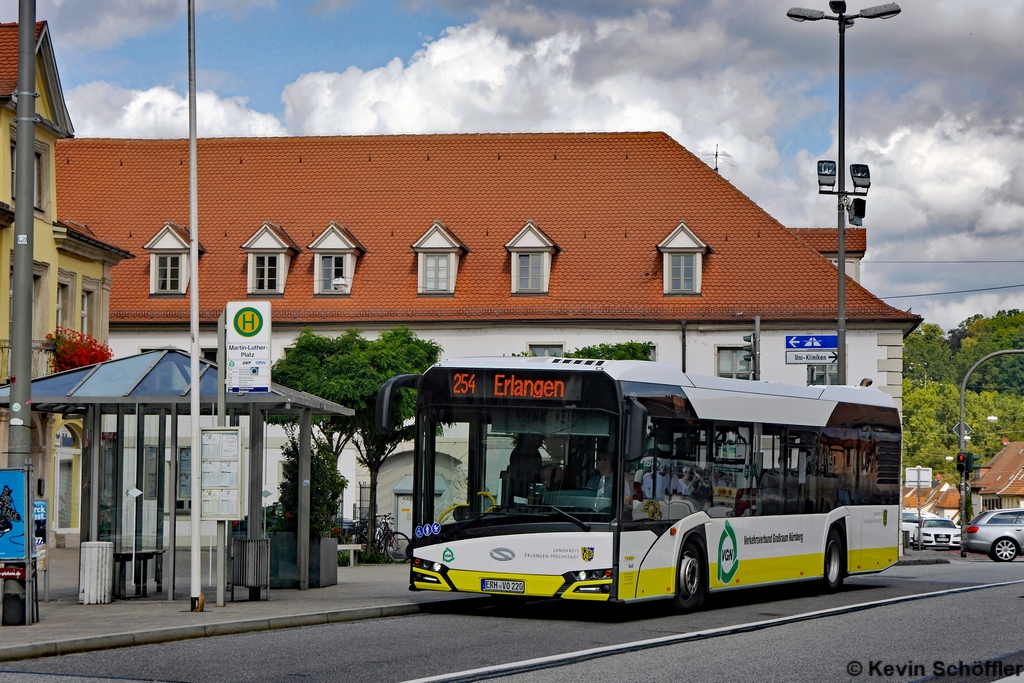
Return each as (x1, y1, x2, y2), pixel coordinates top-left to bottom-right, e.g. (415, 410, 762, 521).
(3, 0, 1023, 332)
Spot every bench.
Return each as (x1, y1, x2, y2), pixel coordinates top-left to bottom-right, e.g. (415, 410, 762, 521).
(338, 544, 364, 567)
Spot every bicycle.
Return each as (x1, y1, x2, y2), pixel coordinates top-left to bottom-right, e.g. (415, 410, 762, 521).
(371, 514, 411, 562)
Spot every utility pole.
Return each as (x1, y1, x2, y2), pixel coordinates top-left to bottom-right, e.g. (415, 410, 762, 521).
(9, 2, 38, 465)
(187, 0, 203, 612)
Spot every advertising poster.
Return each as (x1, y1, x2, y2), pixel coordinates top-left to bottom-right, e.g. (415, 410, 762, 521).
(34, 499, 47, 570)
(0, 470, 28, 561)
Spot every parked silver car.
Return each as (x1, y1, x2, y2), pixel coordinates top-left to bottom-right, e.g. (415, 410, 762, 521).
(962, 509, 1024, 562)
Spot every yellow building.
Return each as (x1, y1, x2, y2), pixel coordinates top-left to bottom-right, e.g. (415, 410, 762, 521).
(0, 21, 131, 546)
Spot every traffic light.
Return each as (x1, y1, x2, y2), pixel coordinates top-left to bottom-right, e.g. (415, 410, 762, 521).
(741, 326, 760, 380)
(965, 452, 975, 475)
(956, 452, 974, 474)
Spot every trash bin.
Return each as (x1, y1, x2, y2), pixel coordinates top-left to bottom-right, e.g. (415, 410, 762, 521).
(1, 578, 26, 625)
(79, 541, 114, 604)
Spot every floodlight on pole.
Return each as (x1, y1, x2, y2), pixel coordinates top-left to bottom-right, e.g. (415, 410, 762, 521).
(787, 7, 825, 21)
(786, 2, 900, 386)
(987, 415, 998, 423)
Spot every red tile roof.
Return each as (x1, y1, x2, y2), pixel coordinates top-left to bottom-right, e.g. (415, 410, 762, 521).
(0, 21, 45, 97)
(786, 227, 866, 255)
(973, 442, 1024, 496)
(54, 133, 920, 326)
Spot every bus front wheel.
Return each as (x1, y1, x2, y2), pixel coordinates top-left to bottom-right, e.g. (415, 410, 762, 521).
(822, 527, 845, 593)
(674, 540, 706, 612)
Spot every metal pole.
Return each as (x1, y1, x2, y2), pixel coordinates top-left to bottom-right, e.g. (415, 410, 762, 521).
(957, 349, 1024, 556)
(836, 13, 847, 386)
(915, 466, 922, 552)
(216, 311, 226, 606)
(753, 315, 761, 381)
(187, 0, 203, 613)
(298, 408, 312, 590)
(9, 0, 37, 477)
(25, 462, 33, 624)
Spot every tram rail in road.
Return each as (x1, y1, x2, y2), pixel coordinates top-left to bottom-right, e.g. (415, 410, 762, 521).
(403, 579, 1024, 683)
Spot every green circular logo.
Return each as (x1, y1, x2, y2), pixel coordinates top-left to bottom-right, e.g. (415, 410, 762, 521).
(233, 307, 264, 337)
(718, 521, 738, 585)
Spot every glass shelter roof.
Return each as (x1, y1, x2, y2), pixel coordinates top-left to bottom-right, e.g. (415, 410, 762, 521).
(0, 348, 351, 416)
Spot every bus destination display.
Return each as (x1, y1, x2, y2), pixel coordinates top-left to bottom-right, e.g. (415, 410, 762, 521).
(450, 371, 582, 401)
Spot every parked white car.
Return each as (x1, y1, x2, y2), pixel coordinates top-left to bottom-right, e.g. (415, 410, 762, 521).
(913, 517, 961, 549)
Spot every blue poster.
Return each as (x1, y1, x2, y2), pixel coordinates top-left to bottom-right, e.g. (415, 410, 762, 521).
(0, 469, 28, 561)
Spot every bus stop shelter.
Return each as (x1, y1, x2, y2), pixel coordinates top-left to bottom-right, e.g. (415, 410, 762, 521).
(0, 348, 352, 595)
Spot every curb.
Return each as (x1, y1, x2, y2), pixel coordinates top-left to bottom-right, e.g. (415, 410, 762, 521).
(895, 558, 951, 566)
(0, 602, 435, 663)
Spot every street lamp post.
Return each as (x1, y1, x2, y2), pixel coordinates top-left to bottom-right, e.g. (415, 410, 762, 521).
(787, 2, 901, 386)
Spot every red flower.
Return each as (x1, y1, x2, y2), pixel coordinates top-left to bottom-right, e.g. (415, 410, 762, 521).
(45, 327, 114, 373)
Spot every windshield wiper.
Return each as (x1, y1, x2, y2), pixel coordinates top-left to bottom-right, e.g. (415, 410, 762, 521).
(537, 504, 591, 532)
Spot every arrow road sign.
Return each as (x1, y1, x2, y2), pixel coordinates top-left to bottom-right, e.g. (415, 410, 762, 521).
(952, 421, 972, 439)
(786, 335, 838, 349)
(786, 350, 838, 365)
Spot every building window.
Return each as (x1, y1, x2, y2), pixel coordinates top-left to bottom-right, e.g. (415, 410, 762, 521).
(670, 254, 695, 293)
(807, 364, 839, 386)
(156, 254, 181, 293)
(424, 254, 449, 292)
(518, 254, 543, 292)
(81, 289, 94, 336)
(718, 348, 751, 381)
(10, 144, 45, 211)
(56, 283, 69, 328)
(320, 254, 346, 293)
(529, 344, 563, 357)
(254, 254, 278, 292)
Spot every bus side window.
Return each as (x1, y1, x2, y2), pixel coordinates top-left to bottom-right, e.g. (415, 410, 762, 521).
(758, 427, 784, 516)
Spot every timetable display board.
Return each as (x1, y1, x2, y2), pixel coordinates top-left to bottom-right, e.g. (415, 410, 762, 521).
(200, 427, 245, 521)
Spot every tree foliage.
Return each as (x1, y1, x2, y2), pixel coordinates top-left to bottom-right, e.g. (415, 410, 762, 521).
(272, 326, 442, 538)
(902, 311, 1024, 477)
(563, 341, 655, 361)
(271, 426, 348, 538)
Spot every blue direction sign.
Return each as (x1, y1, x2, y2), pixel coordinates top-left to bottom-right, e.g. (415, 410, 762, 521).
(786, 335, 838, 350)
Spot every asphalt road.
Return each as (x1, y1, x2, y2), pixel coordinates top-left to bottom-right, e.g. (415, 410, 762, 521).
(2, 553, 1023, 683)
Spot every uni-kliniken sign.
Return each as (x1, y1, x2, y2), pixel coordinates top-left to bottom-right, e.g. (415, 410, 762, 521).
(226, 301, 271, 393)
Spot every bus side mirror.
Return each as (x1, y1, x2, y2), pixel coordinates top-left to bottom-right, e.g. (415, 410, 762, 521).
(375, 374, 421, 432)
(627, 396, 648, 460)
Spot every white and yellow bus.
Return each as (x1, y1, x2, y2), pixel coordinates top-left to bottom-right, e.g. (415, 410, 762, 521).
(376, 357, 901, 610)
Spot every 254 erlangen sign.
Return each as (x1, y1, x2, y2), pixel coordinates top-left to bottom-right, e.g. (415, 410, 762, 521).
(226, 301, 271, 393)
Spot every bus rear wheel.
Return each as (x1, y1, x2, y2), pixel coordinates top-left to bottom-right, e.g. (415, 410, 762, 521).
(674, 540, 706, 612)
(822, 527, 845, 593)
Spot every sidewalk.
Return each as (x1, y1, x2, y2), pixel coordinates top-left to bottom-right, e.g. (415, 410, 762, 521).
(0, 547, 466, 663)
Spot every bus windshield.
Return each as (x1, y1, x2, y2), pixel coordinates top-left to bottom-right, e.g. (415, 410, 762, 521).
(419, 405, 620, 530)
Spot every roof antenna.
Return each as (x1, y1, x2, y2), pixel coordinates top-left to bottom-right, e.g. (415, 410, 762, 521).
(702, 144, 736, 174)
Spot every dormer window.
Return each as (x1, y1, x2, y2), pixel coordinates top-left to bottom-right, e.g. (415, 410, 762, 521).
(658, 220, 707, 295)
(412, 221, 467, 296)
(157, 254, 181, 293)
(143, 222, 198, 295)
(309, 222, 366, 295)
(242, 221, 301, 295)
(506, 220, 559, 295)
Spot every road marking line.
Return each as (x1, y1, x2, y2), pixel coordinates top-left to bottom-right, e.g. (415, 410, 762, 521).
(404, 579, 1024, 683)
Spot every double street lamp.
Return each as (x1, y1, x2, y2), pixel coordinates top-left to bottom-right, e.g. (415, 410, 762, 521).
(787, 1, 900, 386)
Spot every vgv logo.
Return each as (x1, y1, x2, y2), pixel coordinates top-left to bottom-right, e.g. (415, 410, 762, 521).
(490, 548, 515, 561)
(233, 307, 264, 338)
(718, 521, 738, 585)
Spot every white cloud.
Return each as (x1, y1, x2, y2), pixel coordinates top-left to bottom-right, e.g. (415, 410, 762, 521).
(67, 81, 285, 138)
(0, 0, 274, 50)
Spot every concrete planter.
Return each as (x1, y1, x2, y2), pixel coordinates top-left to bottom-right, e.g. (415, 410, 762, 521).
(268, 533, 338, 588)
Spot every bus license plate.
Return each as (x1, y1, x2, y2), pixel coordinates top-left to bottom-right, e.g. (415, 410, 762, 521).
(481, 579, 525, 594)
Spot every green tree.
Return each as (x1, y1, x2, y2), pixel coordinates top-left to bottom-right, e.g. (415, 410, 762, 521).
(903, 323, 955, 385)
(272, 326, 442, 541)
(272, 426, 348, 538)
(563, 341, 654, 360)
